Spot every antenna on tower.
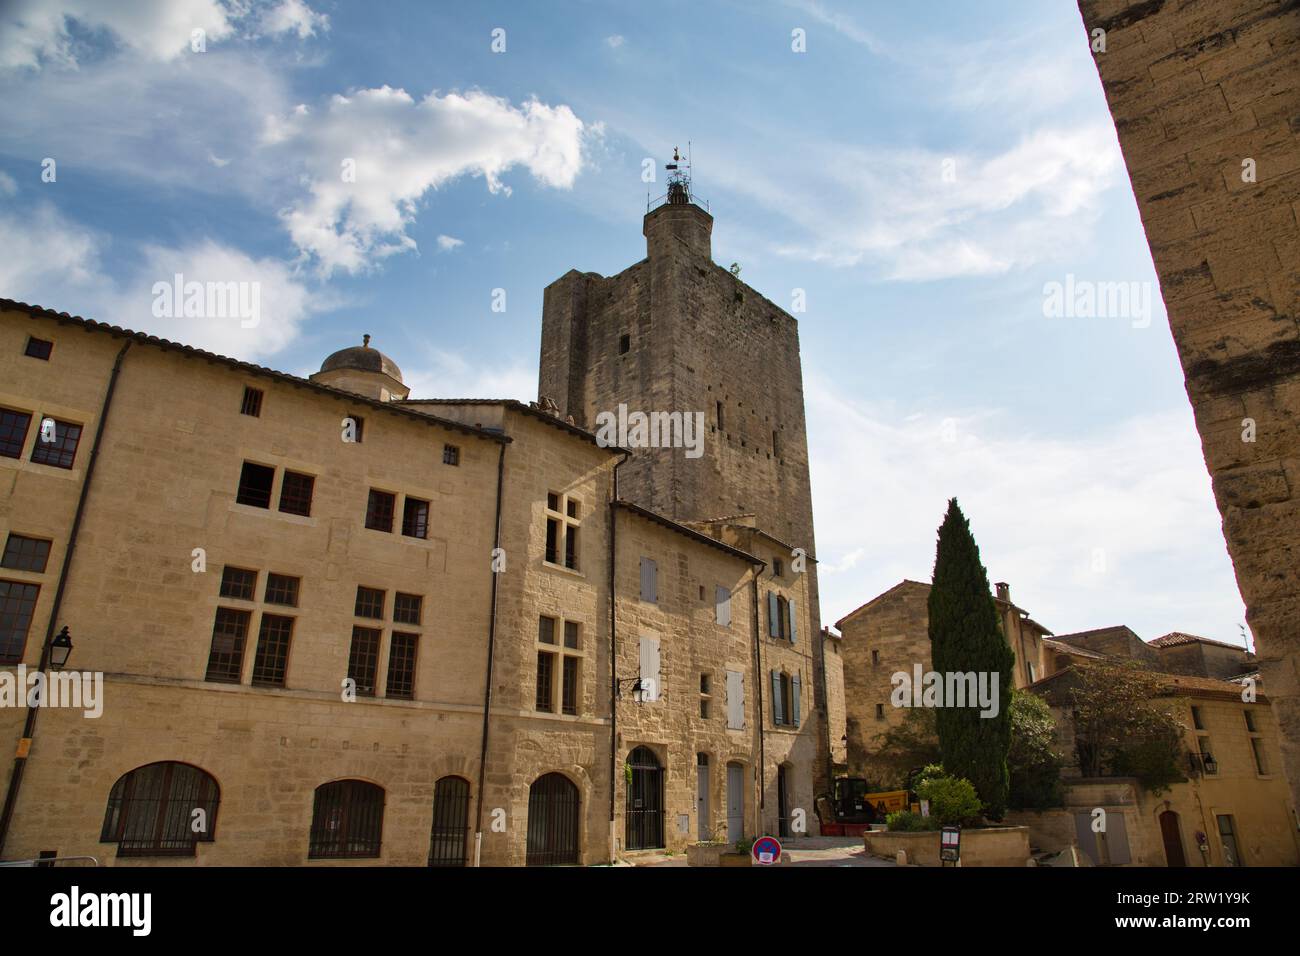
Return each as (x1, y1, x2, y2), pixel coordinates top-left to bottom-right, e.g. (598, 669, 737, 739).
(665, 145, 691, 205)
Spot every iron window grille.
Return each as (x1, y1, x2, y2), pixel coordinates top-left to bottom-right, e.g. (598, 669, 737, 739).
(347, 626, 381, 696)
(428, 776, 471, 867)
(536, 651, 555, 712)
(240, 386, 263, 417)
(309, 780, 384, 859)
(385, 632, 418, 699)
(100, 762, 220, 858)
(443, 444, 459, 466)
(251, 614, 294, 687)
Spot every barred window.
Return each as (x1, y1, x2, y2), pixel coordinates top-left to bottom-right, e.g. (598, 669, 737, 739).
(354, 586, 385, 619)
(348, 626, 381, 696)
(264, 573, 300, 607)
(366, 489, 395, 532)
(30, 417, 82, 469)
(0, 409, 31, 459)
(0, 579, 40, 664)
(240, 386, 263, 417)
(386, 632, 418, 700)
(251, 614, 294, 687)
(393, 592, 422, 626)
(205, 607, 250, 683)
(401, 496, 429, 539)
(443, 444, 459, 466)
(100, 762, 220, 858)
(278, 470, 315, 517)
(236, 462, 275, 508)
(219, 566, 257, 601)
(536, 651, 555, 712)
(309, 780, 384, 859)
(562, 656, 578, 716)
(2, 533, 52, 573)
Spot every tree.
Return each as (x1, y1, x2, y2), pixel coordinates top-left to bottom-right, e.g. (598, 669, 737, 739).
(1067, 660, 1186, 793)
(927, 498, 1015, 819)
(1007, 690, 1063, 809)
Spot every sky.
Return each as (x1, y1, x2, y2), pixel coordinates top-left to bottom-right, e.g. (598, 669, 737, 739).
(0, 0, 1252, 647)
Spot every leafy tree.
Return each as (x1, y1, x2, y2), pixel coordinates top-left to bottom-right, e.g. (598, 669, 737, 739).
(1067, 660, 1186, 793)
(927, 498, 1015, 818)
(1007, 690, 1064, 809)
(916, 773, 984, 827)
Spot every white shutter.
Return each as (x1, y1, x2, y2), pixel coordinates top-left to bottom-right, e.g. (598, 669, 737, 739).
(715, 586, 731, 627)
(638, 636, 660, 701)
(788, 598, 798, 644)
(640, 557, 657, 603)
(726, 670, 744, 729)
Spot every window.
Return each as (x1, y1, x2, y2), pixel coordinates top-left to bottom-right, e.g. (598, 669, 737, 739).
(251, 614, 294, 687)
(347, 626, 381, 697)
(538, 615, 556, 645)
(219, 566, 257, 600)
(354, 586, 385, 619)
(640, 557, 657, 603)
(562, 656, 579, 715)
(443, 444, 460, 466)
(715, 586, 731, 626)
(545, 492, 581, 570)
(264, 573, 300, 607)
(236, 462, 275, 508)
(2, 533, 51, 573)
(101, 762, 219, 858)
(278, 470, 314, 516)
(0, 409, 32, 459)
(699, 673, 712, 720)
(1251, 737, 1268, 775)
(1191, 706, 1204, 730)
(366, 489, 395, 532)
(402, 496, 429, 539)
(240, 386, 263, 417)
(771, 670, 801, 727)
(875, 703, 885, 720)
(205, 607, 250, 682)
(309, 780, 384, 859)
(1198, 736, 1217, 775)
(345, 415, 364, 443)
(386, 632, 418, 700)
(773, 558, 783, 577)
(0, 580, 40, 663)
(767, 592, 796, 642)
(394, 592, 422, 626)
(564, 620, 579, 649)
(30, 418, 82, 469)
(726, 670, 744, 729)
(871, 649, 879, 667)
(619, 333, 630, 354)
(536, 651, 555, 712)
(25, 337, 53, 360)
(1244, 709, 1257, 732)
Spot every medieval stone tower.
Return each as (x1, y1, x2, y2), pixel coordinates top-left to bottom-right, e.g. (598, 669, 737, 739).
(538, 166, 820, 607)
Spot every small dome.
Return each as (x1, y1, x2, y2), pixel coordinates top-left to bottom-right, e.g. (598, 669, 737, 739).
(319, 334, 403, 383)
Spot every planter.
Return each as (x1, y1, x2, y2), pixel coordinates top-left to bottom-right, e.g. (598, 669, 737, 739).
(685, 842, 729, 867)
(718, 852, 752, 867)
(864, 826, 1031, 867)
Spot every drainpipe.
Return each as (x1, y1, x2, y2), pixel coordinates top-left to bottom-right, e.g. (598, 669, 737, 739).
(0, 338, 131, 857)
(750, 567, 766, 836)
(472, 440, 508, 866)
(607, 451, 629, 863)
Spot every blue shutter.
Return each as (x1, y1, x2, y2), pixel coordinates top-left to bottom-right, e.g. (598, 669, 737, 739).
(768, 591, 779, 637)
(788, 598, 798, 644)
(792, 673, 801, 727)
(770, 670, 783, 725)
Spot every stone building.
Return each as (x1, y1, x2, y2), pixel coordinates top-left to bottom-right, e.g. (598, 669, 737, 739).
(1078, 0, 1300, 810)
(0, 187, 825, 864)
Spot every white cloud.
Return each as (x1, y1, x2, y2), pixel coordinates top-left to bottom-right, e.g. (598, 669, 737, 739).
(0, 171, 16, 196)
(605, 35, 625, 49)
(266, 87, 588, 275)
(436, 235, 464, 252)
(781, 0, 882, 54)
(402, 346, 536, 402)
(0, 202, 105, 293)
(256, 0, 329, 39)
(809, 382, 1248, 642)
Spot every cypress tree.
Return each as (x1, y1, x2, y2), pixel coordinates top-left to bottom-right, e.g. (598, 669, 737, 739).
(927, 498, 1015, 819)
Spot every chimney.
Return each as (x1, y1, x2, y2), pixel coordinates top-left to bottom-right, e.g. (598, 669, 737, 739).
(995, 582, 1010, 603)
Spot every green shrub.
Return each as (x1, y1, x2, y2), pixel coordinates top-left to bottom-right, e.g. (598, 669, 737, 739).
(886, 809, 940, 832)
(916, 774, 983, 827)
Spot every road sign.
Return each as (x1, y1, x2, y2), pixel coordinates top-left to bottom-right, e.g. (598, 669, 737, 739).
(752, 835, 782, 865)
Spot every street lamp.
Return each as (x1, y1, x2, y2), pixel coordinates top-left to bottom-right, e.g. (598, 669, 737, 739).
(48, 626, 73, 670)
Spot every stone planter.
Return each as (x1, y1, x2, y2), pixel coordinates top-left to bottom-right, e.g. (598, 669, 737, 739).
(718, 852, 752, 867)
(863, 826, 1031, 867)
(685, 842, 729, 867)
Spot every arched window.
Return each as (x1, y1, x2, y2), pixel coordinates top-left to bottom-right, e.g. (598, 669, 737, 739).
(100, 761, 220, 857)
(309, 780, 384, 859)
(428, 776, 471, 867)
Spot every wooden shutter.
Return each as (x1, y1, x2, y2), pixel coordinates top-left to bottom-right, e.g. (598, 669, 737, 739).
(640, 557, 657, 603)
(768, 591, 779, 637)
(771, 670, 783, 725)
(638, 636, 660, 701)
(792, 673, 801, 727)
(716, 586, 731, 627)
(788, 598, 798, 644)
(726, 670, 744, 729)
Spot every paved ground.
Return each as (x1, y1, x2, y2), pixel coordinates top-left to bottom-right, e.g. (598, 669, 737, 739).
(629, 836, 897, 867)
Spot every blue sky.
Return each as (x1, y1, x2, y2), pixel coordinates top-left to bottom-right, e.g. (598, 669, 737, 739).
(0, 0, 1250, 646)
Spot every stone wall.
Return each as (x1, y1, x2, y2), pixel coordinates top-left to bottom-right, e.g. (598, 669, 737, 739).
(1078, 0, 1300, 809)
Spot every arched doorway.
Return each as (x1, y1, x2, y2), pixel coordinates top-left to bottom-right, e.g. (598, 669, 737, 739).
(625, 746, 664, 850)
(1159, 810, 1186, 867)
(428, 776, 470, 867)
(526, 773, 579, 866)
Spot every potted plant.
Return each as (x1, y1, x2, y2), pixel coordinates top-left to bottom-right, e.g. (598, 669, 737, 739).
(720, 836, 755, 867)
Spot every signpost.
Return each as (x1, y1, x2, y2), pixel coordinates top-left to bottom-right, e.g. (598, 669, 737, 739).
(940, 826, 961, 866)
(752, 835, 782, 865)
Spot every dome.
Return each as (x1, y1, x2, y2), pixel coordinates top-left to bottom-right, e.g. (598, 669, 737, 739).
(319, 334, 403, 383)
